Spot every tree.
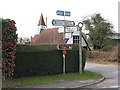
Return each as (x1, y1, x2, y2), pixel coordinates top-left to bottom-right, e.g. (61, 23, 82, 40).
(18, 37, 30, 44)
(19, 37, 23, 44)
(82, 14, 114, 50)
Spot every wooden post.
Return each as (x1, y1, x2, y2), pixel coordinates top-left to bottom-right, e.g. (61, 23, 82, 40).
(78, 22, 83, 75)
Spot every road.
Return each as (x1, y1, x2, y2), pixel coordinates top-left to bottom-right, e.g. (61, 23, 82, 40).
(85, 62, 119, 89)
(18, 62, 119, 89)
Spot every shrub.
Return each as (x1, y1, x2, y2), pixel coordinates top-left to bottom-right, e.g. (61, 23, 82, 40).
(2, 19, 17, 80)
(101, 44, 113, 51)
(14, 44, 86, 78)
(66, 45, 86, 73)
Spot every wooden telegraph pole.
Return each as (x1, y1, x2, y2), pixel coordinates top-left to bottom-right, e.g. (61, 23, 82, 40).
(78, 22, 83, 75)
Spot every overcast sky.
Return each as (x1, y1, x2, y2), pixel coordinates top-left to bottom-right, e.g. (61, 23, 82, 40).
(0, 0, 119, 38)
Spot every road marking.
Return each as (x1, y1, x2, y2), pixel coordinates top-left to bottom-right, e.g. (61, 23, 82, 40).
(109, 86, 118, 88)
(102, 86, 118, 88)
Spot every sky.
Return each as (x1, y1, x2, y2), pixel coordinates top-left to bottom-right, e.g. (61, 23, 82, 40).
(0, 0, 119, 38)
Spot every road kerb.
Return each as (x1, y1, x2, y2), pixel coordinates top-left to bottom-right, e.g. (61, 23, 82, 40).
(78, 76, 105, 88)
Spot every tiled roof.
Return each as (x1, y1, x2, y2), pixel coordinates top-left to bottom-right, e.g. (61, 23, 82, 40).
(32, 34, 40, 43)
(33, 28, 64, 44)
(38, 13, 46, 26)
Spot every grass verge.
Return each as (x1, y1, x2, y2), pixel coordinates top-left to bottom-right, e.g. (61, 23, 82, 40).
(2, 70, 103, 88)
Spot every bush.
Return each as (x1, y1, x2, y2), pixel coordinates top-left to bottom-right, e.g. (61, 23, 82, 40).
(14, 44, 86, 78)
(2, 19, 17, 79)
(101, 44, 114, 51)
(66, 45, 86, 73)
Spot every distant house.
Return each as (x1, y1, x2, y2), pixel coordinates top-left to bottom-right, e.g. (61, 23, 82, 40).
(110, 33, 120, 42)
(32, 13, 91, 50)
(24, 41, 31, 44)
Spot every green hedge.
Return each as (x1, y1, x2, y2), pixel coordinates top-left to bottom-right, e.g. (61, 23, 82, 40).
(14, 44, 86, 78)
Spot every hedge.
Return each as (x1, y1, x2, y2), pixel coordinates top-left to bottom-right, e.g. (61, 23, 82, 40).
(2, 19, 17, 79)
(14, 44, 86, 78)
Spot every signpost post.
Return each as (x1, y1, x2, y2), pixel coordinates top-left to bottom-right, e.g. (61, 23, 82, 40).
(63, 50, 67, 75)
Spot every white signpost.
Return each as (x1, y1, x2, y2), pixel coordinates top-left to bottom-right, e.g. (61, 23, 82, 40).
(53, 10, 83, 75)
(52, 10, 74, 75)
(52, 19, 75, 27)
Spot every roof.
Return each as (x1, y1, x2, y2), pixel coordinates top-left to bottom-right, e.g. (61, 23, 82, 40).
(38, 13, 46, 26)
(32, 28, 91, 50)
(32, 34, 40, 43)
(33, 28, 64, 44)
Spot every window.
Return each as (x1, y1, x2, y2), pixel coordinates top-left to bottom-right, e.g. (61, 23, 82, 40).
(73, 36, 79, 44)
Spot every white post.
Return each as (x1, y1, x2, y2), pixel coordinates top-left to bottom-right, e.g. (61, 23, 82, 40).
(63, 54, 65, 74)
(63, 11, 66, 75)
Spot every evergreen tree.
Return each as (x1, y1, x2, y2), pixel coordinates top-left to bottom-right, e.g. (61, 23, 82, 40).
(83, 14, 114, 50)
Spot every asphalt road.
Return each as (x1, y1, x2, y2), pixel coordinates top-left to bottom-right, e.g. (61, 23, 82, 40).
(85, 62, 119, 89)
(19, 62, 119, 90)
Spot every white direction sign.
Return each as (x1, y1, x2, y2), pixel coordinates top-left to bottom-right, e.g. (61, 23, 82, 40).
(65, 11, 71, 16)
(56, 10, 71, 16)
(65, 33, 72, 38)
(65, 27, 77, 32)
(57, 44, 72, 50)
(52, 19, 75, 27)
(56, 10, 64, 16)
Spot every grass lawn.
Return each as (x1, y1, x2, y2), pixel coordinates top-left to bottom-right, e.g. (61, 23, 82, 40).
(2, 70, 103, 88)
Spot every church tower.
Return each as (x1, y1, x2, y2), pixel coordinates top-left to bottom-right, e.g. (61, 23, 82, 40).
(37, 13, 46, 34)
